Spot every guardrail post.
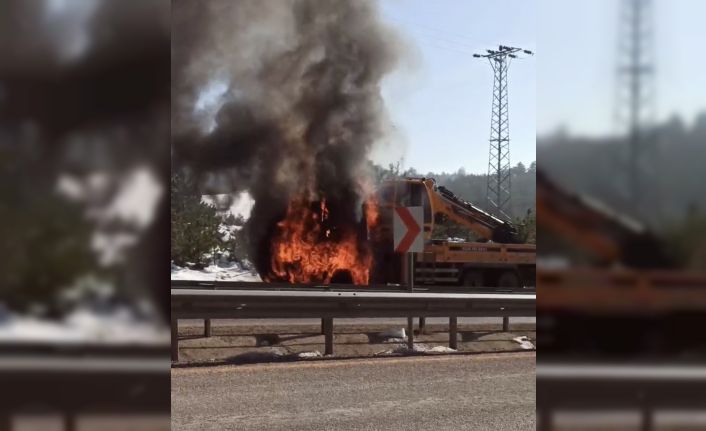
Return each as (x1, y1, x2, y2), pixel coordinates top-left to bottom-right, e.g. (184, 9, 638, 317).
(0, 413, 10, 431)
(407, 317, 414, 350)
(204, 319, 212, 337)
(537, 409, 552, 431)
(171, 318, 179, 362)
(502, 316, 510, 332)
(323, 318, 334, 356)
(449, 317, 458, 349)
(641, 405, 653, 431)
(418, 317, 426, 334)
(64, 412, 76, 431)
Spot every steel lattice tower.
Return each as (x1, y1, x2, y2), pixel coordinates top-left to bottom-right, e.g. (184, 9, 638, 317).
(474, 46, 533, 220)
(615, 0, 655, 212)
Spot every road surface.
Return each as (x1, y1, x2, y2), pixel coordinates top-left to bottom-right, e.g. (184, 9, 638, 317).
(172, 352, 535, 430)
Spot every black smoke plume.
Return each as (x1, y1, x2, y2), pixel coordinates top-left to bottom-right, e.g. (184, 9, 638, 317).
(172, 0, 403, 279)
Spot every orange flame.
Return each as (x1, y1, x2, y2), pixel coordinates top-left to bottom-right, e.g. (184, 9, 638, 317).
(269, 196, 375, 285)
(364, 194, 379, 230)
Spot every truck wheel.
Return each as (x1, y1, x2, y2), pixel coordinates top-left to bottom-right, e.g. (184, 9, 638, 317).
(498, 271, 520, 288)
(462, 271, 484, 287)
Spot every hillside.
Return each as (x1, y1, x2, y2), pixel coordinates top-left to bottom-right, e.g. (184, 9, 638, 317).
(401, 162, 537, 220)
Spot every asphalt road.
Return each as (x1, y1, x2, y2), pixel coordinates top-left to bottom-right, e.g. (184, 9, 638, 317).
(171, 352, 535, 431)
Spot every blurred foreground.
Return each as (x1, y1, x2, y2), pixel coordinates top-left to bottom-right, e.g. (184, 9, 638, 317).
(537, 0, 706, 428)
(537, 169, 706, 429)
(0, 0, 170, 428)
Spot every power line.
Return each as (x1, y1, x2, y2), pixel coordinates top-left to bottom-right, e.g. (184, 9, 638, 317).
(384, 16, 481, 47)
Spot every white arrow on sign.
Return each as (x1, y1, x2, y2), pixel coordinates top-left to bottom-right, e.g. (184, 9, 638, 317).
(393, 206, 423, 253)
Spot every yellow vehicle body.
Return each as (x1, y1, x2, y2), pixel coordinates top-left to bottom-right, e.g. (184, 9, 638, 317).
(372, 177, 536, 287)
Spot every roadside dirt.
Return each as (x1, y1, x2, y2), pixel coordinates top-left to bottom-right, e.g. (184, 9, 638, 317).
(175, 321, 536, 365)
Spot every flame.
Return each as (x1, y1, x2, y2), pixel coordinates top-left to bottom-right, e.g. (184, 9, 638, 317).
(268, 196, 374, 284)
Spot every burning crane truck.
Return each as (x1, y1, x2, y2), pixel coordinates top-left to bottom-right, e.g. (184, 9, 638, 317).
(370, 177, 536, 288)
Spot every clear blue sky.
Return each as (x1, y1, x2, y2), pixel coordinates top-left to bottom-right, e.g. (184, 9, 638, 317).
(537, 0, 706, 137)
(375, 0, 537, 175)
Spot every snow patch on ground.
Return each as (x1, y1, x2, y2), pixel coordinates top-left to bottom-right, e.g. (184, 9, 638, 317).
(171, 261, 261, 282)
(377, 343, 458, 356)
(296, 351, 323, 359)
(379, 327, 406, 340)
(512, 336, 535, 349)
(219, 349, 323, 364)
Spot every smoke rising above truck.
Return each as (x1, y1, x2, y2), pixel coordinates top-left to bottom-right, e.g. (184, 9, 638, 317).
(172, 0, 404, 283)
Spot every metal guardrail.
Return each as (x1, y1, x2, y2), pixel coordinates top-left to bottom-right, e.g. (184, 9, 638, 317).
(0, 345, 170, 431)
(537, 362, 706, 431)
(171, 282, 536, 361)
(171, 279, 535, 294)
(171, 288, 535, 319)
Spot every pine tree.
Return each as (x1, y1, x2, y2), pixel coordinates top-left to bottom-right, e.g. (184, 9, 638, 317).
(170, 169, 220, 268)
(0, 149, 95, 314)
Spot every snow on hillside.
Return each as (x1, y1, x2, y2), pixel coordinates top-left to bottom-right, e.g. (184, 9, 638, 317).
(171, 261, 261, 282)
